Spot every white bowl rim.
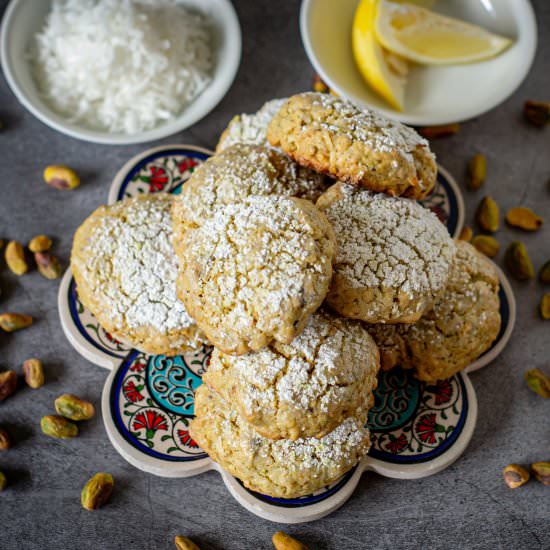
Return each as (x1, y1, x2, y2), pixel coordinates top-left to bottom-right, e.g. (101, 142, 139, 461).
(0, 0, 242, 145)
(300, 0, 537, 125)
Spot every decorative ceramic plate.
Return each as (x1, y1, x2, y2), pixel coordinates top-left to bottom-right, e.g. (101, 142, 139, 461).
(58, 145, 515, 523)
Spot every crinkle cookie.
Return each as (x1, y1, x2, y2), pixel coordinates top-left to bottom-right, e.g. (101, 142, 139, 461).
(71, 195, 207, 355)
(267, 92, 437, 199)
(216, 98, 286, 151)
(190, 385, 370, 499)
(317, 183, 456, 324)
(173, 143, 328, 240)
(176, 195, 336, 355)
(204, 309, 380, 440)
(367, 240, 501, 382)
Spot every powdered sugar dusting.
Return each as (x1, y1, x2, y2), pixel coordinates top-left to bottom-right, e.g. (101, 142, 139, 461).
(74, 195, 194, 331)
(182, 195, 334, 339)
(323, 185, 455, 295)
(218, 98, 286, 150)
(306, 92, 429, 164)
(212, 311, 379, 416)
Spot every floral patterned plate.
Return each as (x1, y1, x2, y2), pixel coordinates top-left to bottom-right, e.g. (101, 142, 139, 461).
(58, 145, 515, 523)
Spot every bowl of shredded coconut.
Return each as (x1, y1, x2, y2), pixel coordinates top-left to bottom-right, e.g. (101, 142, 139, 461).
(0, 0, 241, 144)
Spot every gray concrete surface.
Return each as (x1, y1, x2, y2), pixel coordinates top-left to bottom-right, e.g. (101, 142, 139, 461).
(0, 1, 548, 548)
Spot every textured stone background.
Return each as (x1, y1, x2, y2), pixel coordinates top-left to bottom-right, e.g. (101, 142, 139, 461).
(0, 1, 548, 549)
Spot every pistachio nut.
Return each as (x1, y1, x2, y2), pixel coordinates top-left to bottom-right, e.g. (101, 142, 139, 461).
(476, 196, 499, 233)
(0, 471, 6, 491)
(34, 252, 62, 280)
(524, 368, 550, 398)
(174, 536, 201, 550)
(272, 531, 310, 550)
(40, 415, 78, 439)
(504, 242, 534, 280)
(0, 313, 33, 332)
(471, 235, 500, 258)
(502, 464, 530, 489)
(44, 165, 80, 190)
(506, 207, 543, 231)
(81, 473, 114, 510)
(5, 240, 28, 275)
(0, 427, 11, 450)
(0, 371, 17, 401)
(458, 226, 473, 242)
(467, 153, 487, 191)
(23, 358, 45, 389)
(524, 100, 550, 127)
(28, 235, 52, 253)
(55, 394, 95, 421)
(531, 462, 550, 486)
(418, 123, 460, 139)
(539, 260, 550, 284)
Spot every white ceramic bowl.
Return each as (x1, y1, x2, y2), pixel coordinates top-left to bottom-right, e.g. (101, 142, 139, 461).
(0, 0, 241, 144)
(300, 0, 537, 125)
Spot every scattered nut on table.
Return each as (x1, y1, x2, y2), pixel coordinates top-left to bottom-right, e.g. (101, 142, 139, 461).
(28, 235, 52, 253)
(55, 394, 95, 421)
(505, 207, 543, 231)
(476, 196, 499, 233)
(272, 531, 309, 550)
(81, 473, 114, 511)
(43, 165, 80, 190)
(0, 471, 7, 491)
(40, 415, 78, 439)
(540, 260, 550, 284)
(0, 427, 11, 450)
(418, 123, 460, 139)
(467, 153, 487, 191)
(34, 251, 62, 280)
(540, 294, 550, 320)
(23, 358, 45, 389)
(0, 313, 33, 332)
(524, 368, 550, 398)
(503, 464, 530, 489)
(524, 100, 550, 128)
(5, 240, 28, 275)
(504, 242, 534, 280)
(0, 371, 18, 401)
(531, 462, 550, 486)
(471, 235, 500, 258)
(174, 535, 201, 550)
(458, 226, 473, 242)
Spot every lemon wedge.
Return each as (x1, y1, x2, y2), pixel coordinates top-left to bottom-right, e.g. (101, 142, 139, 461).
(375, 1, 513, 65)
(352, 0, 408, 111)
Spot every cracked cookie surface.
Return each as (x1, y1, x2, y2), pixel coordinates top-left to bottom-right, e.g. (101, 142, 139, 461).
(190, 385, 370, 498)
(176, 195, 336, 355)
(71, 194, 207, 355)
(317, 183, 456, 324)
(173, 143, 328, 241)
(367, 240, 501, 381)
(204, 309, 380, 440)
(267, 92, 437, 199)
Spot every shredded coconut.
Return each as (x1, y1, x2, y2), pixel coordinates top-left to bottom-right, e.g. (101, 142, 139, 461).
(74, 195, 194, 331)
(30, 0, 213, 133)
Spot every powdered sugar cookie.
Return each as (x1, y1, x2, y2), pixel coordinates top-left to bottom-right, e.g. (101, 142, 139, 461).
(176, 195, 336, 355)
(267, 92, 437, 199)
(204, 309, 380, 440)
(71, 195, 207, 355)
(317, 183, 456, 324)
(190, 385, 370, 498)
(216, 98, 286, 151)
(172, 143, 328, 241)
(367, 240, 501, 382)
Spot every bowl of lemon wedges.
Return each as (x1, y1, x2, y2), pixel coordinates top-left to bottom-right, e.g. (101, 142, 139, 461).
(300, 0, 536, 125)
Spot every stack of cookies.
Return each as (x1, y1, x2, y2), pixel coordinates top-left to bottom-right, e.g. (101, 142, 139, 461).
(70, 92, 501, 498)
